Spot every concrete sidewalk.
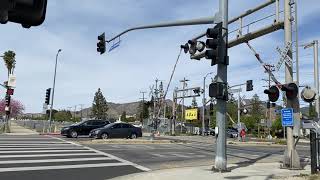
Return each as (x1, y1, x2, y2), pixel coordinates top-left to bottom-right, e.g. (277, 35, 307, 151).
(110, 162, 310, 180)
(5, 121, 39, 135)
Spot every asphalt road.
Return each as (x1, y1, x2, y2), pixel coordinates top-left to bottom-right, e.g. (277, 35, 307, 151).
(0, 135, 146, 180)
(83, 136, 311, 170)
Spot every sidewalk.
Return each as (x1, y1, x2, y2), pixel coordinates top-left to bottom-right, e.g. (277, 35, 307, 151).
(111, 162, 311, 180)
(5, 121, 39, 135)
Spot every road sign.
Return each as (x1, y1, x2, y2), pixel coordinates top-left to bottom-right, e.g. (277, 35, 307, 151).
(109, 39, 121, 52)
(281, 108, 294, 127)
(275, 41, 292, 71)
(185, 108, 198, 120)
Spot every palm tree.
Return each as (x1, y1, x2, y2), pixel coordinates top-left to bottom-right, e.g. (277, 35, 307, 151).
(2, 50, 16, 77)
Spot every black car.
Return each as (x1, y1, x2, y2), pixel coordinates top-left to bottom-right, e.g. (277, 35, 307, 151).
(61, 120, 110, 138)
(89, 122, 142, 139)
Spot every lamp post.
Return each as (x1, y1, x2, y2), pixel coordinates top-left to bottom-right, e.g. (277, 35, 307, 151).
(49, 49, 62, 132)
(202, 72, 213, 136)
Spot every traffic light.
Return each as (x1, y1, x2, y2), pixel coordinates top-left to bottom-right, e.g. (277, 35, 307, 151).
(1, 0, 48, 28)
(97, 32, 106, 54)
(209, 103, 214, 116)
(205, 22, 224, 66)
(264, 85, 280, 102)
(246, 80, 253, 91)
(45, 88, 51, 105)
(180, 43, 189, 54)
(5, 94, 10, 107)
(281, 83, 298, 100)
(209, 82, 228, 100)
(193, 87, 201, 95)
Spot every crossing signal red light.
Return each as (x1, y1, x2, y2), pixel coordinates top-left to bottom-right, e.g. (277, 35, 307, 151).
(281, 83, 298, 100)
(264, 86, 279, 102)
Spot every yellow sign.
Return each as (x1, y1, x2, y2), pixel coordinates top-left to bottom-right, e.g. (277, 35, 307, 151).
(185, 109, 198, 120)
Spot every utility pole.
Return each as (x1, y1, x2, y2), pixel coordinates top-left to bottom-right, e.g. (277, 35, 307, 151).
(203, 72, 213, 136)
(214, 0, 228, 171)
(304, 40, 319, 118)
(237, 89, 241, 141)
(140, 91, 146, 124)
(79, 104, 84, 121)
(180, 78, 189, 133)
(283, 0, 300, 169)
(74, 105, 77, 120)
(171, 88, 177, 136)
(263, 64, 275, 138)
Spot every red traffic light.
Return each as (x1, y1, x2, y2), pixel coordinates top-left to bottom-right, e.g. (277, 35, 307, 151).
(6, 89, 14, 95)
(281, 83, 298, 100)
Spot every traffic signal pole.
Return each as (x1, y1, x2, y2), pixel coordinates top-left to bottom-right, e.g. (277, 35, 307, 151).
(214, 0, 228, 172)
(283, 0, 300, 169)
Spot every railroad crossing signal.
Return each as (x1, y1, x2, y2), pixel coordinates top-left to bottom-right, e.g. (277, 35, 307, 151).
(275, 41, 293, 71)
(281, 83, 298, 100)
(264, 85, 280, 102)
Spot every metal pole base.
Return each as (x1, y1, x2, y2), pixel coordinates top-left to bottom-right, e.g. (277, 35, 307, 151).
(211, 166, 230, 173)
(282, 148, 301, 169)
(214, 156, 228, 172)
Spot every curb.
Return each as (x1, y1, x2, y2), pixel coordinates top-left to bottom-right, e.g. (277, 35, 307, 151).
(79, 139, 185, 145)
(39, 133, 61, 136)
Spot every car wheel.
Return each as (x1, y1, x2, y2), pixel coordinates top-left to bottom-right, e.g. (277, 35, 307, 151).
(101, 133, 109, 139)
(130, 133, 137, 139)
(70, 131, 78, 138)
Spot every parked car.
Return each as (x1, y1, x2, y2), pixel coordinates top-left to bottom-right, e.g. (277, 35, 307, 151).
(227, 128, 238, 138)
(89, 122, 142, 139)
(199, 128, 215, 136)
(61, 120, 110, 138)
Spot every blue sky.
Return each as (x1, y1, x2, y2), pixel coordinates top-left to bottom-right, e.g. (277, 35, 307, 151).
(0, 0, 319, 113)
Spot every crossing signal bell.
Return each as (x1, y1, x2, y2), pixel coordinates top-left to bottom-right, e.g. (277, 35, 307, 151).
(264, 86, 279, 102)
(45, 88, 51, 105)
(97, 32, 106, 55)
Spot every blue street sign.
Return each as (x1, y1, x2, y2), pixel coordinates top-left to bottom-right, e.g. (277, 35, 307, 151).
(109, 40, 121, 52)
(281, 108, 293, 127)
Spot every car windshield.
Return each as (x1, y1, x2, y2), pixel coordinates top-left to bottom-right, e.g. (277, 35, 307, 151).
(72, 122, 83, 126)
(104, 123, 114, 128)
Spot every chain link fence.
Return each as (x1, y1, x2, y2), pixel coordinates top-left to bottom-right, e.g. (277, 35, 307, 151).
(15, 119, 73, 133)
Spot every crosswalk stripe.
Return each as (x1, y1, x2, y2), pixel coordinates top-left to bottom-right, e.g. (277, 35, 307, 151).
(0, 149, 92, 153)
(0, 141, 70, 144)
(0, 162, 129, 172)
(0, 153, 99, 158)
(0, 144, 78, 147)
(0, 157, 112, 164)
(0, 147, 86, 150)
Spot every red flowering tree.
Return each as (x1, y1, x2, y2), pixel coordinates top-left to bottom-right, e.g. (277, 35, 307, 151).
(0, 99, 25, 118)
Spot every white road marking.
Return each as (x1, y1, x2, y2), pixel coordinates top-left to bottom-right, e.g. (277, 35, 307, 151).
(0, 144, 78, 147)
(0, 147, 85, 150)
(50, 136, 151, 171)
(0, 149, 92, 154)
(0, 153, 99, 158)
(0, 163, 129, 172)
(0, 141, 69, 144)
(0, 157, 112, 164)
(151, 153, 168, 158)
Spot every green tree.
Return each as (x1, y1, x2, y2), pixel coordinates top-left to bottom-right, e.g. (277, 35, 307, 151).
(54, 110, 73, 122)
(2, 50, 16, 77)
(246, 94, 264, 134)
(309, 102, 317, 118)
(120, 111, 126, 122)
(137, 101, 149, 122)
(92, 88, 109, 120)
(191, 97, 198, 108)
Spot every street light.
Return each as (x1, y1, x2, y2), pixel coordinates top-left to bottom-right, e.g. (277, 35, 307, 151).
(49, 49, 62, 132)
(202, 72, 213, 136)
